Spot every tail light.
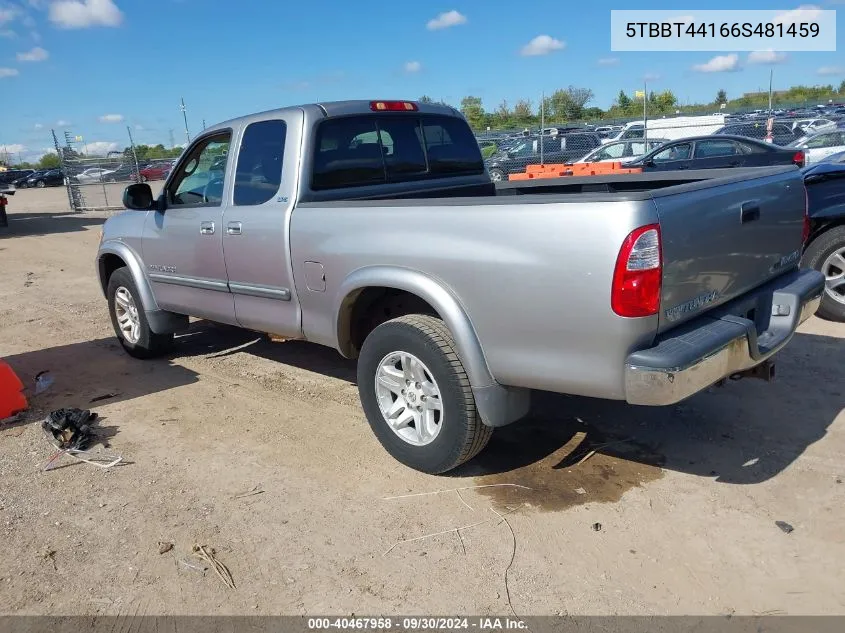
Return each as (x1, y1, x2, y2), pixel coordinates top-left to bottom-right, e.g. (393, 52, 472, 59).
(792, 150, 805, 167)
(802, 186, 811, 245)
(370, 101, 418, 112)
(611, 224, 662, 318)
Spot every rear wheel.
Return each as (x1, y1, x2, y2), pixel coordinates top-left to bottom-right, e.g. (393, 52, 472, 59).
(107, 267, 174, 358)
(36, 180, 45, 188)
(804, 226, 845, 322)
(357, 314, 492, 474)
(488, 168, 505, 182)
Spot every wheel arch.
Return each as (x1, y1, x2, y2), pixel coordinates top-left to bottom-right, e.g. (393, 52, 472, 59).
(97, 241, 159, 311)
(334, 266, 530, 428)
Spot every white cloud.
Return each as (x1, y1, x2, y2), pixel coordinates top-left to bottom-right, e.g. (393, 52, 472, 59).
(426, 10, 467, 30)
(98, 113, 124, 123)
(775, 4, 822, 24)
(520, 35, 565, 56)
(0, 67, 19, 78)
(56, 119, 70, 126)
(817, 66, 845, 76)
(34, 123, 43, 129)
(134, 124, 143, 130)
(0, 29, 16, 37)
(693, 53, 740, 73)
(49, 0, 123, 29)
(597, 57, 619, 66)
(0, 8, 17, 26)
(17, 46, 48, 61)
(82, 141, 120, 156)
(2, 144, 28, 154)
(403, 60, 422, 73)
(747, 50, 787, 65)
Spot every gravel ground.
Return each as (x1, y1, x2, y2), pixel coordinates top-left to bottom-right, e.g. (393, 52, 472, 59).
(1, 187, 844, 617)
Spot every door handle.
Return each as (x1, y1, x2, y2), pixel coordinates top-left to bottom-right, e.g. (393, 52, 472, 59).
(200, 221, 215, 235)
(741, 202, 761, 224)
(226, 221, 242, 236)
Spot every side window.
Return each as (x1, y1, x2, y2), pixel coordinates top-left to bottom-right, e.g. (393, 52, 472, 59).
(694, 140, 738, 158)
(420, 117, 484, 175)
(805, 133, 837, 149)
(234, 120, 287, 206)
(312, 118, 386, 190)
(168, 132, 231, 207)
(600, 144, 625, 159)
(653, 143, 691, 162)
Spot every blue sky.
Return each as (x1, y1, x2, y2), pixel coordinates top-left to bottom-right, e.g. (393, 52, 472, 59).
(1, 0, 843, 161)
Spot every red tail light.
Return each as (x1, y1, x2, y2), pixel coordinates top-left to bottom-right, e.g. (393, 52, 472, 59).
(792, 150, 805, 167)
(802, 186, 811, 245)
(370, 101, 418, 112)
(611, 224, 662, 318)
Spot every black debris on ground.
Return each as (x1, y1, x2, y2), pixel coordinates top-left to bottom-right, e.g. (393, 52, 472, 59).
(41, 408, 98, 451)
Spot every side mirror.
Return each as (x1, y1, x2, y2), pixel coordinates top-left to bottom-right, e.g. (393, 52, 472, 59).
(123, 183, 154, 210)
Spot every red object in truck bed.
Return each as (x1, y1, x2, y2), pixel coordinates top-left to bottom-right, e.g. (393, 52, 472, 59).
(0, 360, 28, 420)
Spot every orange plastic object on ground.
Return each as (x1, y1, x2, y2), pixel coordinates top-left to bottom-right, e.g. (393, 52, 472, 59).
(0, 360, 28, 420)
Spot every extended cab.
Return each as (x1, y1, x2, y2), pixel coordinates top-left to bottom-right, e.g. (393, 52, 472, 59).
(96, 100, 824, 474)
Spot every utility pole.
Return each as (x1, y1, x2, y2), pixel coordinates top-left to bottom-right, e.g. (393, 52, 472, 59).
(643, 79, 648, 145)
(180, 97, 191, 144)
(540, 92, 545, 165)
(202, 119, 206, 131)
(768, 68, 774, 114)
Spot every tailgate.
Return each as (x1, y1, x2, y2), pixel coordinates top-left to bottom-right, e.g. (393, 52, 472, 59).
(655, 167, 806, 332)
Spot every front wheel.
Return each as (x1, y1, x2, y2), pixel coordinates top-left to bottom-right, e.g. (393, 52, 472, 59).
(36, 180, 46, 188)
(107, 267, 174, 358)
(357, 314, 492, 474)
(488, 168, 505, 182)
(804, 226, 845, 322)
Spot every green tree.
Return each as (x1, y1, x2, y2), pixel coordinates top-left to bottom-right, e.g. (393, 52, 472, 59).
(715, 89, 727, 105)
(617, 90, 632, 111)
(418, 95, 434, 104)
(652, 90, 678, 113)
(460, 96, 485, 130)
(839, 80, 845, 94)
(38, 153, 61, 169)
(543, 86, 594, 120)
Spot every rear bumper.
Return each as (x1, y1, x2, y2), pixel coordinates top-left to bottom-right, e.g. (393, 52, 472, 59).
(625, 268, 824, 406)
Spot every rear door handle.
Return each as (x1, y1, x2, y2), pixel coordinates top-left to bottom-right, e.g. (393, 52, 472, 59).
(200, 221, 215, 235)
(226, 221, 242, 236)
(741, 202, 761, 223)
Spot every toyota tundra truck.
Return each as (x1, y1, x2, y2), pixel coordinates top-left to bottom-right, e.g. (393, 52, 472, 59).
(95, 100, 824, 474)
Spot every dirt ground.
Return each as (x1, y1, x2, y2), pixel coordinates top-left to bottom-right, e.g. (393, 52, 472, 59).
(1, 186, 844, 617)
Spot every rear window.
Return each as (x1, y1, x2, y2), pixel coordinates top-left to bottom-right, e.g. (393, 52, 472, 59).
(311, 115, 483, 190)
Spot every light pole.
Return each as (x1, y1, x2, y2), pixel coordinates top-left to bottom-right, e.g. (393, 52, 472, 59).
(180, 97, 191, 144)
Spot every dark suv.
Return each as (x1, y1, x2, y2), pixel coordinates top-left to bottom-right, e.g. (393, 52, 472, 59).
(484, 133, 602, 181)
(0, 169, 34, 187)
(714, 122, 802, 146)
(25, 169, 65, 188)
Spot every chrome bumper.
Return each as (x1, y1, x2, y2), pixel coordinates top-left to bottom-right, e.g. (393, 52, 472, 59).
(625, 269, 824, 406)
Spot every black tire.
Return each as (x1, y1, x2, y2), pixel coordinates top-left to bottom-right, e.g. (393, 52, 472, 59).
(140, 175, 148, 183)
(488, 168, 505, 182)
(106, 267, 174, 359)
(36, 180, 45, 188)
(803, 226, 845, 322)
(357, 314, 493, 474)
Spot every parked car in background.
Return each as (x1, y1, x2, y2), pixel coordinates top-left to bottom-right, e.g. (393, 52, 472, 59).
(12, 170, 40, 188)
(574, 138, 668, 164)
(714, 121, 802, 146)
(74, 167, 117, 184)
(485, 133, 602, 181)
(25, 168, 65, 188)
(802, 162, 845, 321)
(0, 169, 34, 187)
(102, 164, 141, 182)
(791, 118, 835, 135)
(136, 161, 174, 182)
(626, 135, 806, 171)
(789, 129, 845, 165)
(819, 150, 845, 164)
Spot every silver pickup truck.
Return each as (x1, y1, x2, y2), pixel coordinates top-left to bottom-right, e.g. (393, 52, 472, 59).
(96, 100, 824, 473)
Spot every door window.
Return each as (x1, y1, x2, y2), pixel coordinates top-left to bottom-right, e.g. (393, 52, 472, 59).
(805, 133, 840, 149)
(693, 140, 739, 158)
(594, 143, 625, 160)
(233, 120, 287, 206)
(168, 132, 232, 207)
(652, 143, 691, 162)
